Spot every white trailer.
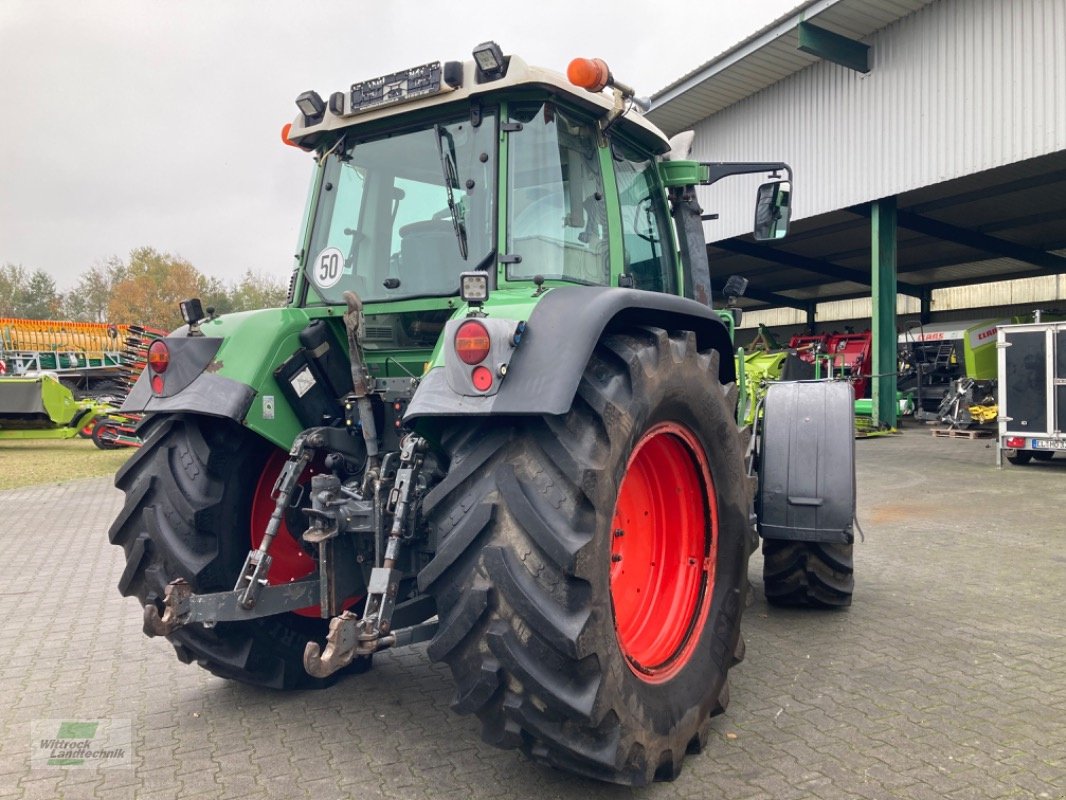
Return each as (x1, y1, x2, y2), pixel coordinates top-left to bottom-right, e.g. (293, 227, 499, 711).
(996, 321, 1066, 466)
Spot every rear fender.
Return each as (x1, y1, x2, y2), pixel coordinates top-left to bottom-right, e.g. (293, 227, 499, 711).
(405, 286, 735, 420)
(122, 308, 319, 449)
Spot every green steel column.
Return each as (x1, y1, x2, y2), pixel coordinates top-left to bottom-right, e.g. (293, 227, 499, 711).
(871, 197, 898, 428)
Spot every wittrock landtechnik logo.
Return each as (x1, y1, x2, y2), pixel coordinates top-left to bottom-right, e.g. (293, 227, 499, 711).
(31, 719, 133, 769)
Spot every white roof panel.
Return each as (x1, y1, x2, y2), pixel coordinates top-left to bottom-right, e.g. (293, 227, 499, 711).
(648, 0, 937, 134)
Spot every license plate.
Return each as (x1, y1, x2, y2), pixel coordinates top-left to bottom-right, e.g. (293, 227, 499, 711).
(1032, 439, 1066, 450)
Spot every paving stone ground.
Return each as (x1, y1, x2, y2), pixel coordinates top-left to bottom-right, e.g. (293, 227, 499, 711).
(0, 428, 1063, 799)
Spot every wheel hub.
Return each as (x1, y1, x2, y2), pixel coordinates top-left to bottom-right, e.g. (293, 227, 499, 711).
(609, 422, 717, 682)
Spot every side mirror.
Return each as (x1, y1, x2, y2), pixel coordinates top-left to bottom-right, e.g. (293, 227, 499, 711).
(753, 180, 791, 241)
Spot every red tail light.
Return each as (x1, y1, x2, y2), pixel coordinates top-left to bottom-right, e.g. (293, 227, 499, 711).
(147, 340, 170, 373)
(455, 320, 491, 365)
(471, 365, 493, 392)
(1004, 436, 1026, 449)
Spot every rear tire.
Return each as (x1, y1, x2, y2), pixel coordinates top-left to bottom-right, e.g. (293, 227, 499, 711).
(1032, 451, 1054, 462)
(419, 328, 754, 785)
(1005, 449, 1033, 465)
(109, 414, 365, 689)
(762, 539, 854, 608)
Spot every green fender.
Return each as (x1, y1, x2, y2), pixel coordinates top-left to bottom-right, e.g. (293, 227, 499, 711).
(122, 307, 320, 449)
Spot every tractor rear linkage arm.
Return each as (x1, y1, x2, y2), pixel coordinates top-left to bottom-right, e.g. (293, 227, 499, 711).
(142, 427, 437, 677)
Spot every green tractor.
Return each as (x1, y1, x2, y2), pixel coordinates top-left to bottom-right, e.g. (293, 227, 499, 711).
(111, 43, 855, 785)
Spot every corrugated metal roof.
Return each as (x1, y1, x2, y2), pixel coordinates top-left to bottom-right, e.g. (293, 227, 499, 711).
(649, 0, 1066, 318)
(647, 0, 937, 135)
(689, 0, 1066, 239)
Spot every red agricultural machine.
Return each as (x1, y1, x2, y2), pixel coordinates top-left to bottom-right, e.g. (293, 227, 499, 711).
(787, 331, 872, 399)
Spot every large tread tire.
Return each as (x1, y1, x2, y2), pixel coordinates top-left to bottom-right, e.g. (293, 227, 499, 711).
(419, 327, 755, 785)
(762, 539, 854, 608)
(109, 413, 357, 690)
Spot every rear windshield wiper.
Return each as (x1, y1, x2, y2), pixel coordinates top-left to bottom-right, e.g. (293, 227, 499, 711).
(434, 124, 468, 261)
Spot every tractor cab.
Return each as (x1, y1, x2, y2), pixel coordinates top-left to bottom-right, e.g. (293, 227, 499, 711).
(284, 44, 683, 330)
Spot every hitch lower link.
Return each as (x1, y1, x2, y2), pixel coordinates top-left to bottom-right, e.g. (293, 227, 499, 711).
(142, 432, 434, 680)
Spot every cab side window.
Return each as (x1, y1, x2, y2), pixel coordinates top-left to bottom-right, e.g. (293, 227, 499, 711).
(507, 101, 609, 286)
(613, 143, 677, 294)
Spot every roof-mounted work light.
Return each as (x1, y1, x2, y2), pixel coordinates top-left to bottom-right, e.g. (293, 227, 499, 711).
(178, 297, 206, 336)
(295, 90, 326, 123)
(472, 41, 507, 81)
(179, 298, 204, 326)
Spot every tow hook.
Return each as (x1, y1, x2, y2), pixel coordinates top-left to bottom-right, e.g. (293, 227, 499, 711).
(303, 565, 403, 677)
(143, 579, 192, 637)
(302, 611, 366, 678)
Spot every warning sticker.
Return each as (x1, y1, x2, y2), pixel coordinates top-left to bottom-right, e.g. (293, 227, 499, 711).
(290, 367, 316, 398)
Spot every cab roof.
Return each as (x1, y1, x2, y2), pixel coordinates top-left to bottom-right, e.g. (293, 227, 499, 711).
(287, 53, 671, 156)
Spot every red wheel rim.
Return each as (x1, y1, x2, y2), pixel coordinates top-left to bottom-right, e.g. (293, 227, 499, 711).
(610, 422, 716, 683)
(250, 450, 360, 618)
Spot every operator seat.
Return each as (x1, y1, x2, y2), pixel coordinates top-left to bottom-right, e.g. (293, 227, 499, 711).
(398, 220, 467, 296)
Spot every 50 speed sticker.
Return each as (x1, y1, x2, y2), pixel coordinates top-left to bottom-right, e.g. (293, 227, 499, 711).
(311, 247, 345, 290)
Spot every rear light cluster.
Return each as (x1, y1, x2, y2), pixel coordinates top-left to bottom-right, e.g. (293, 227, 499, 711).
(147, 340, 170, 395)
(1004, 436, 1026, 449)
(454, 320, 495, 392)
(446, 317, 525, 396)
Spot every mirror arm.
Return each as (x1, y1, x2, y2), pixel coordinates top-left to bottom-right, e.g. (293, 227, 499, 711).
(702, 162, 792, 186)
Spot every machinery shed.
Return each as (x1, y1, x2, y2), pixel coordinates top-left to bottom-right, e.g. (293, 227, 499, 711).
(647, 0, 1066, 426)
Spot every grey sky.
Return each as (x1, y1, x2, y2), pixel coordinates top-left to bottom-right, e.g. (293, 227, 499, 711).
(0, 0, 797, 290)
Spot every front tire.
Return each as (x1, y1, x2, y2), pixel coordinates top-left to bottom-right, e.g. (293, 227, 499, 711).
(419, 328, 754, 785)
(109, 414, 363, 689)
(762, 540, 854, 608)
